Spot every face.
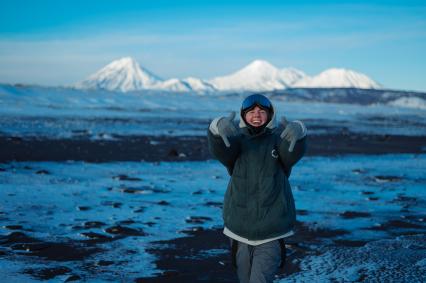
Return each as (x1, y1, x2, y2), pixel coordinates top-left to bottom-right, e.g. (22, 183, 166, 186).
(244, 106, 269, 127)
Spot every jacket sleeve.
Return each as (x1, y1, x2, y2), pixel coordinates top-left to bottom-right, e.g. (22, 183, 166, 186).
(278, 134, 307, 177)
(207, 128, 241, 174)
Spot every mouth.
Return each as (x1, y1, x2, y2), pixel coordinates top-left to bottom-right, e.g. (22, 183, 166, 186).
(251, 120, 262, 125)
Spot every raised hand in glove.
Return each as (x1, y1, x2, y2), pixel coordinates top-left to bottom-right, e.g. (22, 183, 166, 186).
(217, 111, 238, 147)
(280, 117, 305, 152)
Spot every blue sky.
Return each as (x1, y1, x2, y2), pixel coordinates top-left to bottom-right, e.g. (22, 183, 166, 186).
(1, 0, 425, 91)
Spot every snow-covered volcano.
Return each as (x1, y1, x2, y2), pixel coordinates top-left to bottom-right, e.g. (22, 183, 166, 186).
(76, 57, 162, 92)
(294, 68, 381, 89)
(76, 57, 215, 93)
(208, 60, 299, 91)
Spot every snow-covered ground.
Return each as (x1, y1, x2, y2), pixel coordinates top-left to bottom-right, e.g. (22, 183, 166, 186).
(1, 84, 425, 138)
(282, 234, 426, 282)
(388, 96, 426, 110)
(0, 154, 425, 281)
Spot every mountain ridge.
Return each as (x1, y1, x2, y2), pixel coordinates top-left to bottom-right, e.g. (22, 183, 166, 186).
(75, 57, 382, 93)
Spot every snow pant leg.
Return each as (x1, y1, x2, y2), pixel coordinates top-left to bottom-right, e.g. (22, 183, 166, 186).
(235, 240, 281, 283)
(235, 241, 253, 283)
(249, 240, 281, 283)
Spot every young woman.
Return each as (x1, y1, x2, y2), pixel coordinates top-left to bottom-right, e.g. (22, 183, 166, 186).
(208, 94, 307, 283)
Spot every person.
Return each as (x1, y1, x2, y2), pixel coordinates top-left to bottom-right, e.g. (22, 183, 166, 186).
(207, 94, 307, 283)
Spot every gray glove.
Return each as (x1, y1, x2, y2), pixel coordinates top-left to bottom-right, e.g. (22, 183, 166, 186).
(217, 111, 238, 147)
(280, 117, 305, 152)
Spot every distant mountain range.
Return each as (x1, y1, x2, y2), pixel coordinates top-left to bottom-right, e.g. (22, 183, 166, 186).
(75, 57, 381, 93)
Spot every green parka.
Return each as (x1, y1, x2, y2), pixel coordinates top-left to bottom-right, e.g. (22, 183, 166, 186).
(208, 107, 306, 241)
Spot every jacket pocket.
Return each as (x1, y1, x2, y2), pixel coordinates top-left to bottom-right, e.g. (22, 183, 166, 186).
(230, 175, 247, 208)
(260, 175, 281, 208)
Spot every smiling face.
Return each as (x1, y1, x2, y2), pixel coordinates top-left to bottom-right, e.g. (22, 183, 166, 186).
(244, 106, 269, 128)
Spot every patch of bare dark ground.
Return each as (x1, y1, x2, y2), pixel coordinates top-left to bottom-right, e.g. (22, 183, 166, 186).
(339, 211, 372, 219)
(0, 231, 102, 280)
(1, 132, 425, 162)
(0, 231, 103, 261)
(136, 222, 349, 283)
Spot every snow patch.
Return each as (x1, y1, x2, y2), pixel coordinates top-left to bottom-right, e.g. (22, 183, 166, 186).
(280, 67, 307, 85)
(388, 96, 426, 110)
(282, 234, 426, 282)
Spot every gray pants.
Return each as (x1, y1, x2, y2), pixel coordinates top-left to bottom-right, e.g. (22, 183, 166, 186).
(234, 240, 282, 283)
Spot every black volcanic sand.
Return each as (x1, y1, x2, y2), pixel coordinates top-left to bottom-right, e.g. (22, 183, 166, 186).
(1, 132, 425, 162)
